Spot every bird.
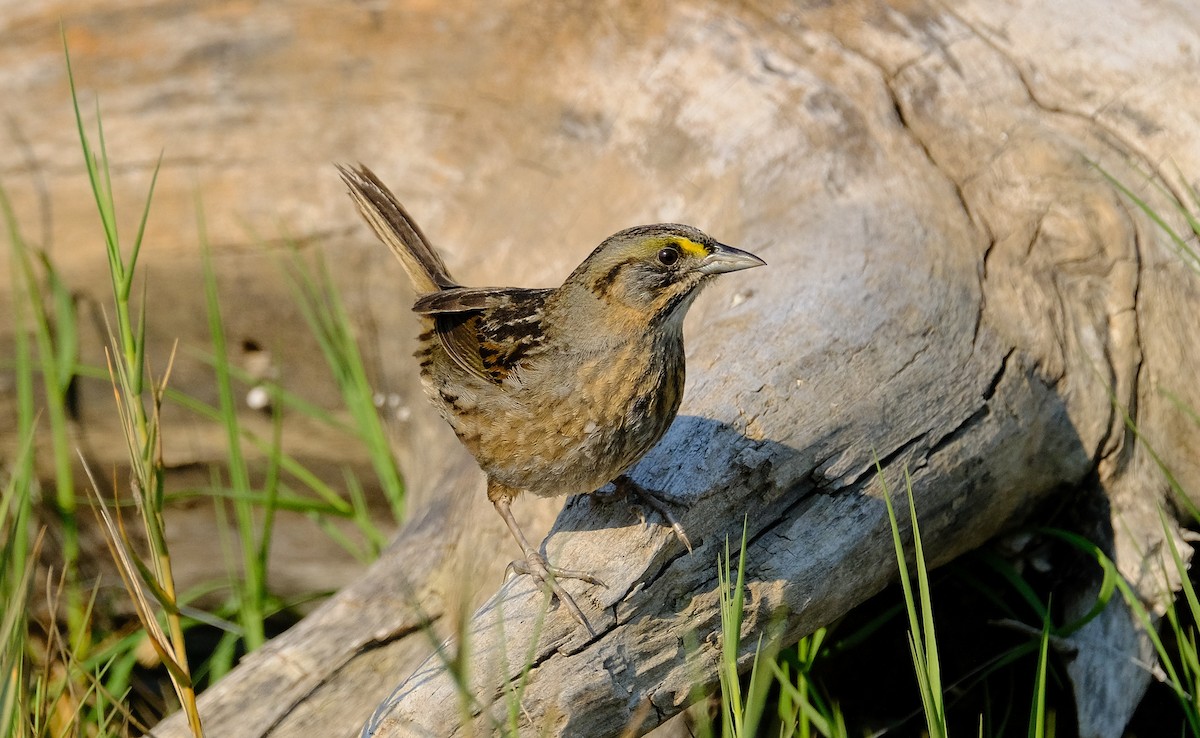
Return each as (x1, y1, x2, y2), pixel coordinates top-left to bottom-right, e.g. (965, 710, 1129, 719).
(338, 164, 764, 630)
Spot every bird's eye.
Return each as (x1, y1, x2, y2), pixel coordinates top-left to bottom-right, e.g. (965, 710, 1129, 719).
(657, 245, 680, 266)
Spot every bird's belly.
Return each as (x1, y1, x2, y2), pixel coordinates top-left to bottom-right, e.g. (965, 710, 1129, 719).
(426, 341, 683, 498)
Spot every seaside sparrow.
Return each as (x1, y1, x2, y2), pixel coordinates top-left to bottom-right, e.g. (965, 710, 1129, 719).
(338, 165, 764, 630)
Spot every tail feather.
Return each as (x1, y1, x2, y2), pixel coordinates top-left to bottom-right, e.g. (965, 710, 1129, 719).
(337, 164, 458, 294)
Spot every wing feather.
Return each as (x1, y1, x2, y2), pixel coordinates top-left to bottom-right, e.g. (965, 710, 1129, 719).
(417, 288, 552, 383)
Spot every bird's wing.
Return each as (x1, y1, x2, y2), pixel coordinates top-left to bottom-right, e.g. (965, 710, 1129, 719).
(414, 287, 552, 383)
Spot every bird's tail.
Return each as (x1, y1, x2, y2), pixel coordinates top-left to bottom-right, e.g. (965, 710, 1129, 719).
(338, 164, 458, 294)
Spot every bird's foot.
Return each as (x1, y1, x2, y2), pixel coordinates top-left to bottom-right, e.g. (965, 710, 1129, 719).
(506, 552, 605, 634)
(604, 475, 693, 553)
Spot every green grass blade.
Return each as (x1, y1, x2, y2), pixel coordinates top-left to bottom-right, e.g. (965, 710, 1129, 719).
(200, 205, 266, 651)
(283, 248, 406, 521)
(63, 33, 121, 283)
(879, 458, 946, 738)
(1045, 527, 1200, 732)
(6, 183, 85, 652)
(1094, 163, 1199, 274)
(125, 152, 163, 297)
(1027, 605, 1051, 738)
(905, 468, 944, 732)
(256, 392, 285, 567)
(37, 253, 80, 394)
(717, 518, 750, 736)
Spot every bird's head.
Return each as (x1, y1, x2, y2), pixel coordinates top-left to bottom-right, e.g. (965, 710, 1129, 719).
(564, 224, 765, 327)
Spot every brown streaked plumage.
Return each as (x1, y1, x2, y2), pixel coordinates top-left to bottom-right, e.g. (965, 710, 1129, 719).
(338, 164, 765, 631)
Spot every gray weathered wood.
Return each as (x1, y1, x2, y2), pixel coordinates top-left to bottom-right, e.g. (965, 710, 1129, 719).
(359, 1, 1200, 735)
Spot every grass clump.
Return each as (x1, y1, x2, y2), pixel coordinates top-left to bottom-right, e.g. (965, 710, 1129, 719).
(0, 41, 409, 736)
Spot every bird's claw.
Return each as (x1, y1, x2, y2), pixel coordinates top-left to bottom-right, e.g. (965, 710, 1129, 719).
(505, 552, 605, 634)
(609, 476, 693, 553)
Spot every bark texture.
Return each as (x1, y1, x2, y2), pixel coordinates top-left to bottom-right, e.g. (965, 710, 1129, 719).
(2, 1, 1199, 737)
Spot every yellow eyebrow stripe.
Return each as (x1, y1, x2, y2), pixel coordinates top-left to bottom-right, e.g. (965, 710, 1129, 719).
(675, 237, 709, 259)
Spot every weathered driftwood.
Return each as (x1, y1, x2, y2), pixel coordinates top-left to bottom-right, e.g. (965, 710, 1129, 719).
(2, 1, 1199, 737)
(363, 3, 1200, 734)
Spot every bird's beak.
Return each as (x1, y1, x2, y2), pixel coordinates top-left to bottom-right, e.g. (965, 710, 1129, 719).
(695, 243, 767, 275)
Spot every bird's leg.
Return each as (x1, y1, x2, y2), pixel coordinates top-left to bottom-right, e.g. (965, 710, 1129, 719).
(609, 475, 693, 553)
(490, 483, 604, 633)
